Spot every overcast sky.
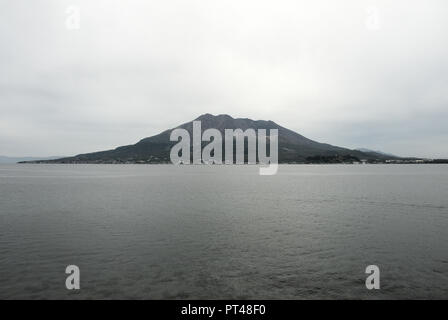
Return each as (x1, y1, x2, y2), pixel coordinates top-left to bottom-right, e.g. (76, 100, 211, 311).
(1, 0, 447, 158)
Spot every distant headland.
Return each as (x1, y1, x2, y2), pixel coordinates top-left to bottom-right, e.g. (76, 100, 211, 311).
(19, 114, 447, 165)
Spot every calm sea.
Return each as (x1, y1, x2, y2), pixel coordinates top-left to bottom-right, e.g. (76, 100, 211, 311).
(0, 164, 447, 299)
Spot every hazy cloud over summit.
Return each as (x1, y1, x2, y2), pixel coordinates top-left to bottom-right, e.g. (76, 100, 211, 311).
(1, 0, 447, 158)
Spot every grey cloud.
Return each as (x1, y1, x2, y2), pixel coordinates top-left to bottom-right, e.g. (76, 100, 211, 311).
(1, 0, 447, 157)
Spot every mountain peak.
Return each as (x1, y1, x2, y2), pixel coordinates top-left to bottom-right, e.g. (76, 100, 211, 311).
(25, 114, 398, 164)
(195, 113, 234, 121)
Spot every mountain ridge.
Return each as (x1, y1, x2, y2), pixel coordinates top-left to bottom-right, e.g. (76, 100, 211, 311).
(21, 114, 397, 164)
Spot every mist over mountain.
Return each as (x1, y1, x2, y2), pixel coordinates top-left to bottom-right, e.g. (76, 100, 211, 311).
(23, 114, 397, 164)
(355, 148, 397, 158)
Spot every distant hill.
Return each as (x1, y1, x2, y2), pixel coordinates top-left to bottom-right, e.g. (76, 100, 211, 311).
(22, 114, 399, 164)
(0, 155, 63, 164)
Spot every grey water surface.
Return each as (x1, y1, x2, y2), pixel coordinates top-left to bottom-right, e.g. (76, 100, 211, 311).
(0, 164, 447, 299)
